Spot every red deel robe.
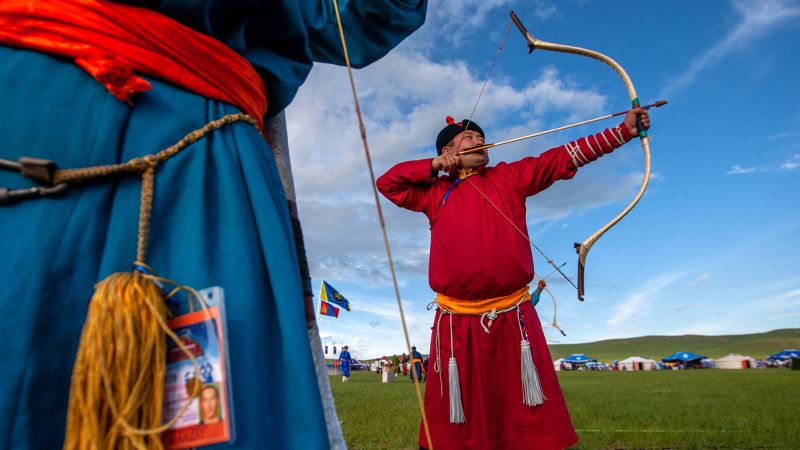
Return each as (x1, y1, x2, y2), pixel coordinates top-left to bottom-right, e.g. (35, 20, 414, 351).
(377, 124, 633, 450)
(377, 124, 632, 299)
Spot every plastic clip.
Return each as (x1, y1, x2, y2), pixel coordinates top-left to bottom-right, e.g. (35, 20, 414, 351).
(0, 157, 68, 205)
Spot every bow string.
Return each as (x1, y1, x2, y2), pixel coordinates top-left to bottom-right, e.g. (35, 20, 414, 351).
(330, 0, 434, 447)
(508, 11, 652, 301)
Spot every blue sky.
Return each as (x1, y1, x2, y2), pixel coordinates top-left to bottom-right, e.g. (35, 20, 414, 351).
(285, 0, 800, 359)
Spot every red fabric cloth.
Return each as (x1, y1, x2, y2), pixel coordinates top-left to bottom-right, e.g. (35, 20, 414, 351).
(376, 125, 632, 300)
(421, 303, 577, 450)
(0, 0, 266, 129)
(377, 125, 633, 449)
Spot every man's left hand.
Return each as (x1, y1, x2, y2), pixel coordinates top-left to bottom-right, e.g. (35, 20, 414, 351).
(624, 107, 650, 136)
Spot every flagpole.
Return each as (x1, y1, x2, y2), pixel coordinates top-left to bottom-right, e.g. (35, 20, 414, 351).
(316, 280, 324, 325)
(315, 281, 325, 360)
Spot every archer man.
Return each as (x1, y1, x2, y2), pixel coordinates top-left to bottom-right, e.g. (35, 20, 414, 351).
(376, 108, 649, 449)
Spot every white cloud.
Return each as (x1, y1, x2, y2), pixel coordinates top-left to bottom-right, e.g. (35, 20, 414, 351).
(779, 153, 800, 170)
(526, 168, 645, 224)
(319, 331, 335, 341)
(286, 47, 646, 286)
(726, 164, 762, 175)
(758, 288, 800, 313)
(767, 132, 795, 140)
(684, 272, 712, 286)
(532, 0, 559, 19)
(661, 0, 800, 97)
(766, 276, 800, 290)
(725, 153, 800, 175)
(355, 298, 426, 325)
(420, 0, 515, 46)
(606, 271, 687, 329)
(652, 281, 800, 338)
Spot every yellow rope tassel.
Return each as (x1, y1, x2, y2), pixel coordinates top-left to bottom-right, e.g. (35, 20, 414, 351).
(57, 115, 254, 449)
(65, 271, 169, 450)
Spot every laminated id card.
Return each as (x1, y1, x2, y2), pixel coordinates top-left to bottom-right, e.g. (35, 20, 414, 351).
(162, 286, 234, 449)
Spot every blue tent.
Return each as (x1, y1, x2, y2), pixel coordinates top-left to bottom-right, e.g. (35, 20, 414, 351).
(767, 349, 800, 360)
(662, 351, 707, 362)
(351, 358, 369, 370)
(562, 354, 597, 363)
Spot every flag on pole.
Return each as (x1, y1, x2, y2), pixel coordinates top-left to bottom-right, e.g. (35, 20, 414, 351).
(320, 281, 351, 311)
(320, 301, 339, 318)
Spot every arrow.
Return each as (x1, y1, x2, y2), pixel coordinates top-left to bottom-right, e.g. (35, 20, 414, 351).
(458, 101, 667, 155)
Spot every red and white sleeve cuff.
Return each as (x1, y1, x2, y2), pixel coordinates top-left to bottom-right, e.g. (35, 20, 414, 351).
(564, 123, 633, 168)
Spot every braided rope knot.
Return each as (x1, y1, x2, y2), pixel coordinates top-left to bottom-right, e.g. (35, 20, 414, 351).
(480, 306, 517, 334)
(481, 308, 499, 333)
(49, 113, 257, 262)
(141, 154, 158, 168)
(123, 156, 154, 173)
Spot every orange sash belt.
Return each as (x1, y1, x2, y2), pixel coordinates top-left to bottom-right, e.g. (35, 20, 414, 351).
(0, 0, 266, 129)
(436, 285, 531, 315)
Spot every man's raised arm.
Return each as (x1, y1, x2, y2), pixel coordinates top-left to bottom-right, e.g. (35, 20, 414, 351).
(376, 158, 436, 213)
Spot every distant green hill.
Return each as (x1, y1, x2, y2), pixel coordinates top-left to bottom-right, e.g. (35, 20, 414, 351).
(549, 328, 800, 362)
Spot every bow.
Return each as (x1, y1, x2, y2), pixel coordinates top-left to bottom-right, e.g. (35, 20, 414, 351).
(532, 275, 566, 337)
(509, 11, 652, 301)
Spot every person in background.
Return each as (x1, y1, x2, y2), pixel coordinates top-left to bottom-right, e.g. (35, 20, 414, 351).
(339, 345, 353, 382)
(410, 346, 424, 383)
(392, 354, 401, 374)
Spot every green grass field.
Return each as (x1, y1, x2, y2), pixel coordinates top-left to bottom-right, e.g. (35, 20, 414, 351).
(331, 369, 800, 449)
(548, 328, 800, 362)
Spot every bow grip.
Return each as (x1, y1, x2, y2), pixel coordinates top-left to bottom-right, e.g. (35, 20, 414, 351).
(632, 98, 647, 138)
(574, 242, 585, 301)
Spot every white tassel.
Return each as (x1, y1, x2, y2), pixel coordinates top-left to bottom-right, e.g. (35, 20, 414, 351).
(520, 340, 545, 406)
(448, 357, 465, 423)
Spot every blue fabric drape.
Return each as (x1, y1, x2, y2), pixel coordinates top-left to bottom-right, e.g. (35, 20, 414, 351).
(0, 1, 426, 447)
(0, 47, 325, 449)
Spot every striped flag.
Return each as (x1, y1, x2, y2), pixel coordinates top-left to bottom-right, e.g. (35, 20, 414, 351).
(320, 281, 351, 311)
(320, 301, 339, 318)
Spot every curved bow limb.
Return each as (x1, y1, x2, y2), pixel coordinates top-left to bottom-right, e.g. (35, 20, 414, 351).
(510, 11, 652, 301)
(543, 286, 566, 336)
(532, 274, 567, 337)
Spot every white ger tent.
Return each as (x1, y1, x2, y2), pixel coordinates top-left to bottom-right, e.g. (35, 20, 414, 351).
(618, 356, 659, 371)
(715, 353, 756, 369)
